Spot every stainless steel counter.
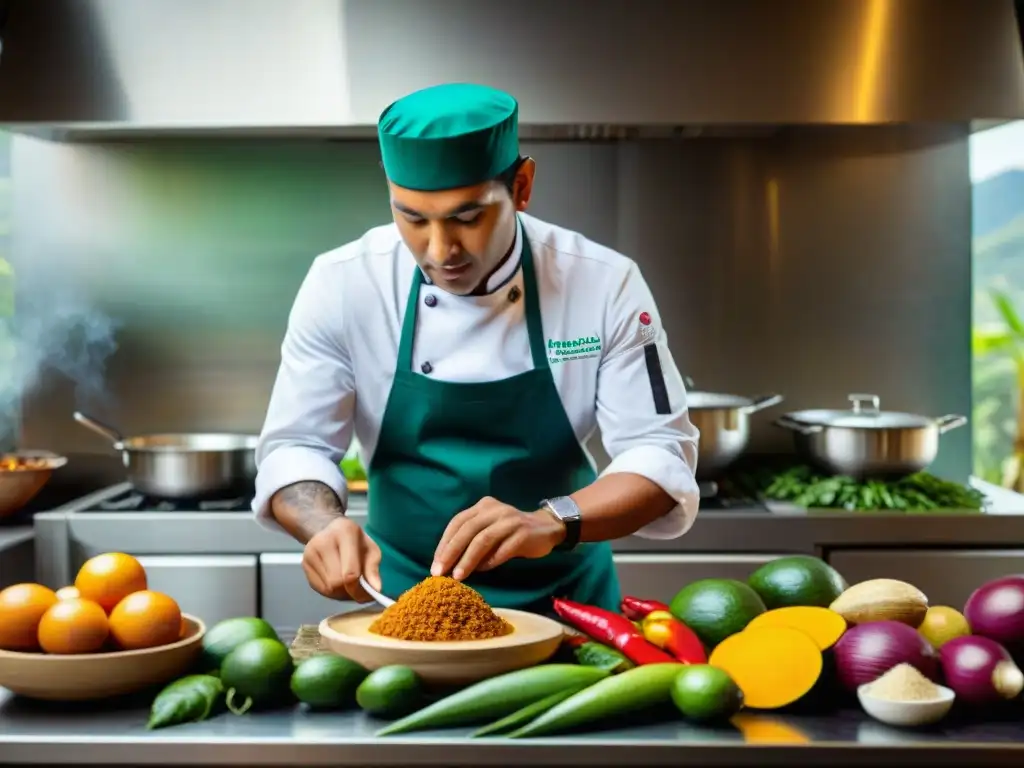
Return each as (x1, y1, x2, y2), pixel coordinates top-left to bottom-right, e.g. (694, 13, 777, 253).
(30, 482, 1024, 560)
(0, 524, 35, 590)
(10, 483, 1024, 766)
(0, 527, 33, 551)
(1, 687, 1023, 766)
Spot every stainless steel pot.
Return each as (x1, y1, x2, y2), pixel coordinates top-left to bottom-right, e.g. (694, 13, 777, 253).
(684, 378, 784, 479)
(774, 393, 968, 479)
(73, 412, 259, 498)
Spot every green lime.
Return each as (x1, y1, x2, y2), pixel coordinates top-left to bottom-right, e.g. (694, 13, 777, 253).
(671, 664, 744, 721)
(291, 654, 369, 709)
(220, 637, 294, 713)
(200, 617, 279, 673)
(356, 665, 423, 718)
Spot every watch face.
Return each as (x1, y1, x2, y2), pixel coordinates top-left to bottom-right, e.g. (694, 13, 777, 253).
(560, 498, 582, 520)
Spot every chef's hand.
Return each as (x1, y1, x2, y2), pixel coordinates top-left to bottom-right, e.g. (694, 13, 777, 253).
(302, 516, 382, 603)
(432, 497, 566, 581)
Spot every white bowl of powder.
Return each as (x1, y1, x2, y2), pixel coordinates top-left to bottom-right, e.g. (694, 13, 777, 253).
(857, 663, 955, 727)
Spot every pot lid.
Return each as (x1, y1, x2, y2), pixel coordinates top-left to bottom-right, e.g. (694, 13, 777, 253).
(684, 377, 783, 412)
(785, 394, 936, 429)
(687, 391, 756, 410)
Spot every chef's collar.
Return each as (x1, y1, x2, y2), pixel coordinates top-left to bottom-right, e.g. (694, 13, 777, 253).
(420, 217, 523, 296)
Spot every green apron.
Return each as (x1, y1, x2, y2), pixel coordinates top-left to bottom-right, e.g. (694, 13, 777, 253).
(365, 224, 621, 614)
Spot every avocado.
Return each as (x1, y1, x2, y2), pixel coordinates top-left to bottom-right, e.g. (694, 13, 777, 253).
(669, 578, 766, 649)
(747, 556, 847, 609)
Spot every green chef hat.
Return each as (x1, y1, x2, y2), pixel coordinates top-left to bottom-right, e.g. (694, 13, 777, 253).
(378, 83, 519, 192)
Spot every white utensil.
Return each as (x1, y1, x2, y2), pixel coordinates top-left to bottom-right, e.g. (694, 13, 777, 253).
(359, 575, 394, 608)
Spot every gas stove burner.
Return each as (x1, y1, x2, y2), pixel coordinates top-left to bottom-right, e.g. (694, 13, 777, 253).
(696, 478, 771, 512)
(84, 488, 253, 513)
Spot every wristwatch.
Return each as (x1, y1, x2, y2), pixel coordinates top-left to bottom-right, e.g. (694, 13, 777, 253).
(539, 496, 582, 552)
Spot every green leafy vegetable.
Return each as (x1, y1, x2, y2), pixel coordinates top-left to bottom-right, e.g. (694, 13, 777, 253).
(340, 455, 367, 482)
(147, 674, 225, 730)
(732, 465, 986, 512)
(573, 641, 635, 674)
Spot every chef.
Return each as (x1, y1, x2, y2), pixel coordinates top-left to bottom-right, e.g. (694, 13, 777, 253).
(253, 83, 700, 613)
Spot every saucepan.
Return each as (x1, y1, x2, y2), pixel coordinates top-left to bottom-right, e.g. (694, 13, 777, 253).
(684, 377, 784, 479)
(73, 412, 259, 498)
(774, 393, 968, 479)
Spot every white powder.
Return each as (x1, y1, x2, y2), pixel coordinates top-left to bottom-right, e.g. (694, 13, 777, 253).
(867, 663, 939, 701)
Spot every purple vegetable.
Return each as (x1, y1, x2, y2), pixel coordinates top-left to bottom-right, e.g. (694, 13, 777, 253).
(833, 620, 939, 691)
(964, 576, 1024, 649)
(940, 635, 1024, 705)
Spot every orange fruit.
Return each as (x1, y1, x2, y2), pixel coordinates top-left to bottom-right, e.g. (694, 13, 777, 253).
(55, 586, 80, 601)
(74, 552, 147, 613)
(37, 598, 109, 654)
(108, 590, 182, 650)
(0, 583, 59, 651)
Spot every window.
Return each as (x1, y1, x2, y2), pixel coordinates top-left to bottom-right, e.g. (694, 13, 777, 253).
(0, 129, 9, 316)
(0, 130, 12, 449)
(971, 120, 1024, 487)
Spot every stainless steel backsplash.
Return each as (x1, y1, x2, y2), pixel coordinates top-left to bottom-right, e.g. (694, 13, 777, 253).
(9, 125, 972, 481)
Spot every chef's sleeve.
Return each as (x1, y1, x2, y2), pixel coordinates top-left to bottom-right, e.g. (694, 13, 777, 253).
(252, 256, 354, 532)
(595, 260, 700, 539)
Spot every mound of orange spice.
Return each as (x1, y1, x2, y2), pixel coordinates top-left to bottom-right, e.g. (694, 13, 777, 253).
(369, 576, 513, 642)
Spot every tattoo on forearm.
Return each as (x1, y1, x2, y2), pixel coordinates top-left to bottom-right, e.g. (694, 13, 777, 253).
(272, 481, 344, 542)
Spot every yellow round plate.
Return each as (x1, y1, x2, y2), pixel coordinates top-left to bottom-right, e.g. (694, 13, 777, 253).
(318, 607, 564, 685)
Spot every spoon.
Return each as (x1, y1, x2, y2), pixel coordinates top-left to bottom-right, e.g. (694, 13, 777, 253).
(359, 575, 394, 608)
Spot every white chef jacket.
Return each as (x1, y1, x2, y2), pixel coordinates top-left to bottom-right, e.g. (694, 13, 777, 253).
(253, 212, 700, 539)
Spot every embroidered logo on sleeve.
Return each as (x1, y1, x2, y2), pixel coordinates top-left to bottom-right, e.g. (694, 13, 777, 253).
(638, 311, 656, 342)
(547, 334, 602, 364)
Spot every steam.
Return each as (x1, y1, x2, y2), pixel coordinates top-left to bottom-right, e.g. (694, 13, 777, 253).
(0, 260, 118, 445)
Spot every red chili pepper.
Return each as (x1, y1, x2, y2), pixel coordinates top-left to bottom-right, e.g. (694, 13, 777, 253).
(552, 598, 677, 666)
(562, 631, 587, 648)
(620, 596, 671, 621)
(641, 610, 707, 664)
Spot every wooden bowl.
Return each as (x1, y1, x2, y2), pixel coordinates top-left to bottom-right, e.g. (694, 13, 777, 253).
(0, 614, 206, 701)
(319, 608, 563, 685)
(0, 450, 67, 518)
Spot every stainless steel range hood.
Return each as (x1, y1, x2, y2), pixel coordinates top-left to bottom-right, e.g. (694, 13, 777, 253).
(0, 0, 1022, 141)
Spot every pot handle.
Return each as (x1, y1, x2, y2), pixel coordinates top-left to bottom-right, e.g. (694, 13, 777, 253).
(741, 394, 784, 414)
(936, 414, 968, 434)
(774, 415, 824, 436)
(848, 393, 881, 414)
(73, 411, 125, 448)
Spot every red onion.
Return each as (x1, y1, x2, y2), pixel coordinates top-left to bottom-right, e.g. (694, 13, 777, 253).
(833, 620, 939, 691)
(940, 635, 1024, 705)
(964, 576, 1024, 649)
